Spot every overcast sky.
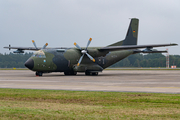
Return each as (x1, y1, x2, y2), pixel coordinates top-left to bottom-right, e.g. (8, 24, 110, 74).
(0, 0, 179, 55)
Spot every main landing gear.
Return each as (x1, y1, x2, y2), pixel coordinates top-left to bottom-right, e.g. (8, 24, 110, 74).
(85, 71, 98, 76)
(64, 71, 77, 75)
(64, 71, 98, 76)
(35, 71, 98, 76)
(36, 71, 43, 76)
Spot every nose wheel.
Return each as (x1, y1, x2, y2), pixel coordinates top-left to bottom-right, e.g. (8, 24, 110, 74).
(36, 71, 43, 76)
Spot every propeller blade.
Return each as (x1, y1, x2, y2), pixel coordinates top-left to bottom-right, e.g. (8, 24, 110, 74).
(85, 38, 92, 50)
(77, 54, 84, 66)
(86, 53, 95, 62)
(74, 38, 94, 66)
(42, 43, 48, 49)
(32, 40, 38, 49)
(74, 42, 82, 50)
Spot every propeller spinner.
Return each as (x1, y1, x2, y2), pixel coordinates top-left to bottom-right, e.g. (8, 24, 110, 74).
(74, 38, 95, 66)
(32, 40, 48, 50)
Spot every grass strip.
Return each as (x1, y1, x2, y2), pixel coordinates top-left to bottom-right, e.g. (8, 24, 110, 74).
(0, 88, 180, 119)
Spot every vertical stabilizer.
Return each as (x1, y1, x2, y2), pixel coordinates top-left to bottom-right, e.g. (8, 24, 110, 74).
(108, 18, 139, 46)
(123, 18, 139, 45)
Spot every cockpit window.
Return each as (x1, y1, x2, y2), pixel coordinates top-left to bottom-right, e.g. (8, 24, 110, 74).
(32, 50, 46, 58)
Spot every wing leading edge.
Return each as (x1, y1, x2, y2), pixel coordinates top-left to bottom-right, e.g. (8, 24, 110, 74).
(3, 46, 70, 53)
(4, 43, 178, 53)
(3, 46, 40, 51)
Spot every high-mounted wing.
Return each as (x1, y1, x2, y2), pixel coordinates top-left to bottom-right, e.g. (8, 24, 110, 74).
(3, 46, 40, 53)
(4, 46, 41, 51)
(3, 40, 49, 53)
(4, 46, 70, 54)
(4, 45, 70, 53)
(99, 43, 177, 52)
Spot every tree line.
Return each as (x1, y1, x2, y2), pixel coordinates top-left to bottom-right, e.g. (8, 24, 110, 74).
(0, 52, 180, 68)
(0, 52, 33, 68)
(111, 53, 180, 68)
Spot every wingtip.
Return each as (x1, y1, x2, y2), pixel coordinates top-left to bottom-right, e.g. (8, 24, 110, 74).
(170, 43, 178, 46)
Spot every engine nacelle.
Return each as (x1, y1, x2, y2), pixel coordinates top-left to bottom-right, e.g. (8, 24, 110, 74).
(13, 49, 24, 53)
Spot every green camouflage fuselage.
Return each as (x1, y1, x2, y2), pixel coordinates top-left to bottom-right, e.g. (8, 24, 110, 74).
(29, 48, 133, 73)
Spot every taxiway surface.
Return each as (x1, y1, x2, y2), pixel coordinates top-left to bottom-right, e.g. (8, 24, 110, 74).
(0, 70, 179, 93)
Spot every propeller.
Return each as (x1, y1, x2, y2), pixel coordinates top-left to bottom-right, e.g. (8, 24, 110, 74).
(32, 40, 48, 50)
(74, 38, 95, 66)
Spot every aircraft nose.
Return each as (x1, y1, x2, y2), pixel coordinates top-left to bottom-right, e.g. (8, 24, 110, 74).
(24, 59, 34, 70)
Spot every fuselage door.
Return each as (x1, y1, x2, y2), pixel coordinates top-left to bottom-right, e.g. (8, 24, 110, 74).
(98, 57, 106, 65)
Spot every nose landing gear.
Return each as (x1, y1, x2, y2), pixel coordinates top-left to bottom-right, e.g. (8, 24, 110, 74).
(36, 71, 43, 76)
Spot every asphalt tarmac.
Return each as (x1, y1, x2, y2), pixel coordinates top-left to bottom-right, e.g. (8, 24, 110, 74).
(0, 70, 180, 93)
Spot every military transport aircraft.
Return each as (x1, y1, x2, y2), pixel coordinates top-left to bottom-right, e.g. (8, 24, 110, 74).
(4, 18, 177, 76)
